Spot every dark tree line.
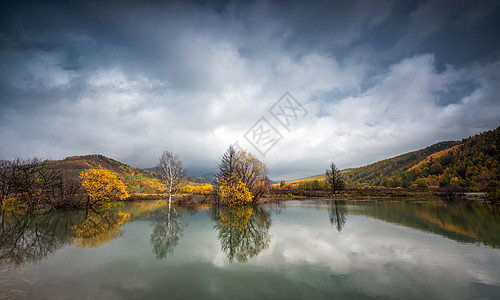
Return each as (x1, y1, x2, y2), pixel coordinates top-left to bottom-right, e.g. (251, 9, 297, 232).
(0, 157, 84, 210)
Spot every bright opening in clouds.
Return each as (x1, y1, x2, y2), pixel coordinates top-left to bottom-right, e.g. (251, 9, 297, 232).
(1, 0, 499, 180)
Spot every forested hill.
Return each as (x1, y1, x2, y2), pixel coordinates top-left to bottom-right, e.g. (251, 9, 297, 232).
(50, 154, 164, 194)
(343, 127, 500, 188)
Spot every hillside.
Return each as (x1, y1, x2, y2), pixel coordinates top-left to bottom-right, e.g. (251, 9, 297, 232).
(50, 155, 165, 194)
(342, 139, 460, 188)
(287, 127, 500, 189)
(283, 174, 325, 187)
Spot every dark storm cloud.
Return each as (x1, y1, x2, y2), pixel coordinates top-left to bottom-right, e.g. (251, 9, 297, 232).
(1, 0, 500, 179)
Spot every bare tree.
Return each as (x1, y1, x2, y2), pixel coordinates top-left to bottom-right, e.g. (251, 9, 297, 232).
(1, 157, 86, 210)
(9, 157, 61, 211)
(235, 151, 269, 200)
(157, 151, 184, 204)
(0, 160, 14, 206)
(45, 172, 85, 209)
(325, 162, 345, 195)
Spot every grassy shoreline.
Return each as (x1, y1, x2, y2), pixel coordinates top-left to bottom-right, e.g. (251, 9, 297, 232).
(125, 187, 490, 207)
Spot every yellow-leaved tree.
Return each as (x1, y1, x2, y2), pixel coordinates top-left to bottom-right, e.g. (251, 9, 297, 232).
(219, 179, 252, 206)
(80, 169, 129, 207)
(214, 145, 270, 205)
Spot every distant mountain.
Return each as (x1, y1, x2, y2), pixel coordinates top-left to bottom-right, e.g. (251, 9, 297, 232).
(200, 172, 215, 183)
(143, 167, 208, 184)
(287, 127, 500, 189)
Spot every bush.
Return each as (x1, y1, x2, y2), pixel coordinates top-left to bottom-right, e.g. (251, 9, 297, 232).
(485, 187, 500, 205)
(194, 184, 213, 196)
(487, 180, 500, 187)
(439, 184, 465, 201)
(180, 185, 194, 193)
(298, 180, 327, 190)
(219, 180, 252, 206)
(415, 178, 428, 188)
(1, 197, 24, 209)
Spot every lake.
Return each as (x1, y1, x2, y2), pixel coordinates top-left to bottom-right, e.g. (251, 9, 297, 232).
(1, 199, 500, 299)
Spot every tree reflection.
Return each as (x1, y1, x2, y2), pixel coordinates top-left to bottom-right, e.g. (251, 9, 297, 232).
(328, 200, 347, 232)
(0, 202, 168, 269)
(150, 203, 186, 259)
(71, 208, 130, 248)
(211, 205, 271, 263)
(356, 200, 500, 248)
(0, 209, 80, 268)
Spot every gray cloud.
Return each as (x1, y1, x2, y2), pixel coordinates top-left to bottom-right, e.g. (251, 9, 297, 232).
(1, 0, 500, 179)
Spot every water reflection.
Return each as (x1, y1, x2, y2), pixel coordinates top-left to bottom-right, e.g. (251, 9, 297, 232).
(351, 200, 500, 248)
(71, 209, 130, 248)
(1, 199, 500, 274)
(150, 203, 187, 259)
(211, 205, 272, 263)
(0, 210, 81, 268)
(328, 200, 347, 232)
(0, 201, 170, 269)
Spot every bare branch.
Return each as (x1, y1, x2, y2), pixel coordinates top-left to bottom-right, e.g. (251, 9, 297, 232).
(157, 151, 184, 203)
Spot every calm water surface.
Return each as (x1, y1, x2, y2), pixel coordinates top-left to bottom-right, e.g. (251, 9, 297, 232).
(1, 199, 500, 299)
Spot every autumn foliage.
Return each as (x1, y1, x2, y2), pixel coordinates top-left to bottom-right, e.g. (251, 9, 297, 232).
(72, 210, 130, 248)
(219, 179, 253, 206)
(340, 127, 500, 189)
(80, 169, 129, 207)
(214, 145, 270, 205)
(180, 183, 213, 196)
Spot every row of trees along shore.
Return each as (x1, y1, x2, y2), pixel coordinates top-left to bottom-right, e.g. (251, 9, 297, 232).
(0, 145, 346, 211)
(158, 145, 347, 207)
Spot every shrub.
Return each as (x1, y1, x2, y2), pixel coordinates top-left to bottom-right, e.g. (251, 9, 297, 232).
(439, 184, 465, 201)
(219, 180, 252, 206)
(194, 184, 213, 196)
(180, 185, 194, 193)
(415, 178, 428, 188)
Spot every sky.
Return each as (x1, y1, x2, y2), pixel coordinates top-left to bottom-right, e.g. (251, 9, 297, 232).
(1, 0, 500, 180)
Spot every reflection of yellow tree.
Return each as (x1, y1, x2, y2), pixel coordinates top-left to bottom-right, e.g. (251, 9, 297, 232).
(219, 206, 253, 231)
(211, 205, 271, 263)
(71, 210, 130, 248)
